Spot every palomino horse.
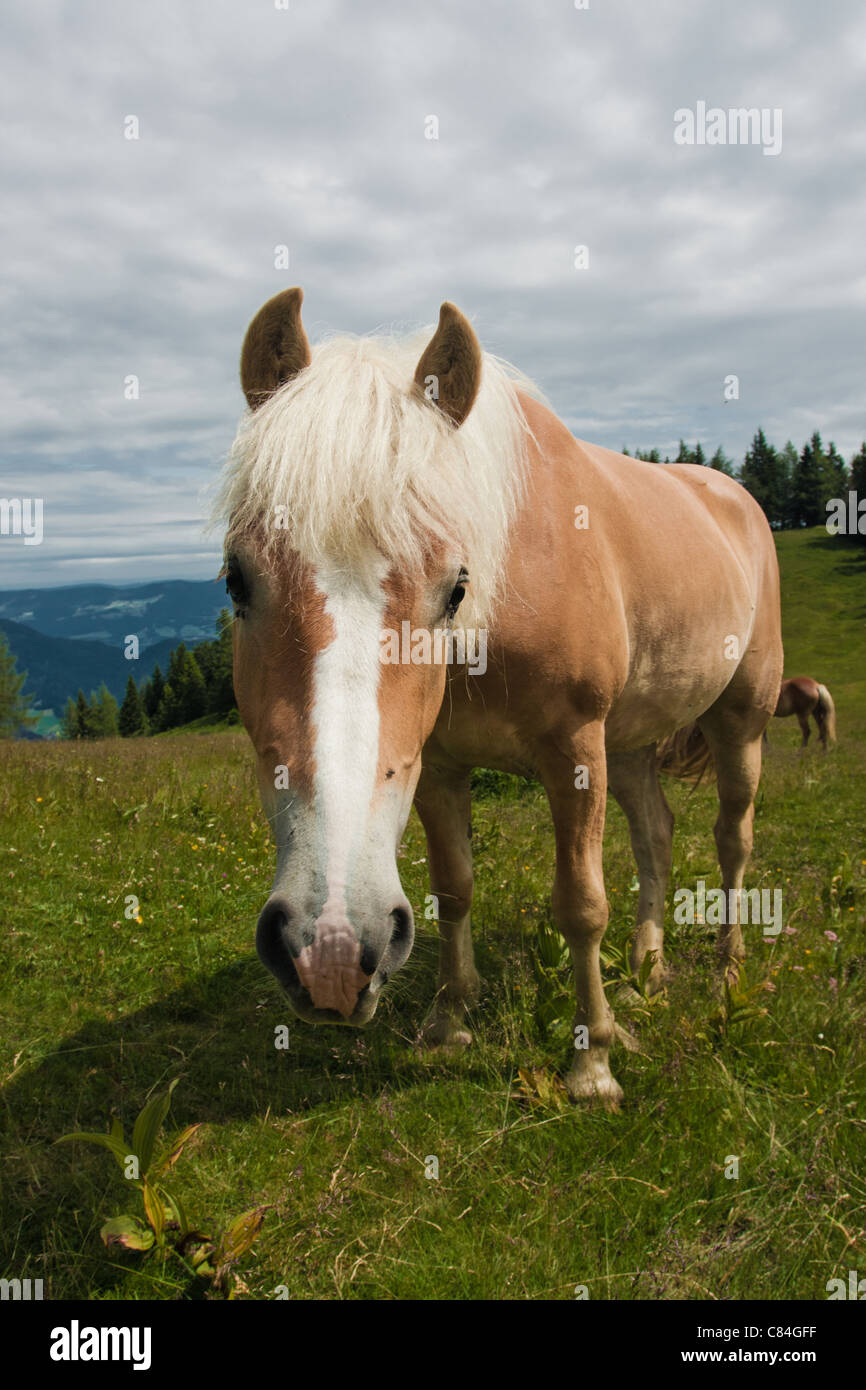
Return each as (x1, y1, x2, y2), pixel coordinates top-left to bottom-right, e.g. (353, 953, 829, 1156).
(773, 676, 836, 749)
(216, 288, 783, 1106)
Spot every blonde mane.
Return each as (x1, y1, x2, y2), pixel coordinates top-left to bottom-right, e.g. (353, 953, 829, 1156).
(212, 328, 545, 627)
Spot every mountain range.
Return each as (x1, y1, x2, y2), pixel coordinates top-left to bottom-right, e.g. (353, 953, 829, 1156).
(0, 579, 228, 725)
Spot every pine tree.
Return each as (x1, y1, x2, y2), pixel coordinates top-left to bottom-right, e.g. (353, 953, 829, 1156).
(0, 632, 38, 738)
(806, 431, 831, 523)
(165, 644, 207, 724)
(778, 442, 799, 527)
(708, 446, 734, 475)
(180, 649, 208, 723)
(694, 441, 706, 468)
(156, 684, 180, 731)
(740, 429, 785, 527)
(822, 440, 848, 507)
(118, 675, 148, 736)
(61, 695, 80, 739)
(848, 443, 866, 542)
(75, 689, 93, 739)
(88, 684, 119, 738)
(790, 439, 823, 527)
(206, 610, 235, 716)
(143, 664, 165, 723)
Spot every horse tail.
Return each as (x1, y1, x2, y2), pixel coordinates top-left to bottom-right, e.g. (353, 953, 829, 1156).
(656, 722, 715, 787)
(816, 684, 837, 745)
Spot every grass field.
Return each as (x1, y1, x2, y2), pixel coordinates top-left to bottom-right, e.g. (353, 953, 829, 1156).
(1, 528, 864, 1300)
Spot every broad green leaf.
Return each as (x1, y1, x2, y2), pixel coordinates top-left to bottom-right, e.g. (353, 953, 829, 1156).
(535, 926, 566, 969)
(101, 1214, 155, 1251)
(187, 1242, 215, 1275)
(152, 1123, 201, 1177)
(131, 1078, 180, 1177)
(216, 1206, 269, 1265)
(55, 1131, 129, 1172)
(141, 1178, 166, 1241)
(159, 1184, 190, 1237)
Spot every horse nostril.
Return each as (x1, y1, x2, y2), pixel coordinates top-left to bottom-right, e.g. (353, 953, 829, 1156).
(359, 944, 378, 977)
(256, 896, 300, 990)
(389, 905, 412, 948)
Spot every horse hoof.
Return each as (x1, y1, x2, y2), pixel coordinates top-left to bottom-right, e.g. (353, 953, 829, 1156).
(565, 1069, 624, 1110)
(418, 1015, 473, 1050)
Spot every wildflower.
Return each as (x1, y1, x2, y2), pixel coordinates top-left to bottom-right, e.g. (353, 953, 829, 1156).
(824, 930, 839, 942)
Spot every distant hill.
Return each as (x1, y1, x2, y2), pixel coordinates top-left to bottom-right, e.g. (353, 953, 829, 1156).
(0, 617, 183, 714)
(0, 578, 225, 647)
(0, 576, 228, 721)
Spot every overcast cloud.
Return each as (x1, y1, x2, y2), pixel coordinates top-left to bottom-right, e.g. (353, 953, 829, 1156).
(1, 0, 864, 587)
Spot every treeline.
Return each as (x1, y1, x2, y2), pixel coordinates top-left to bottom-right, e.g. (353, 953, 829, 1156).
(625, 430, 866, 534)
(61, 610, 236, 740)
(0, 631, 37, 737)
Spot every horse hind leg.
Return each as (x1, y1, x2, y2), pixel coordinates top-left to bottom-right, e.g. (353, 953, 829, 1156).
(695, 712, 765, 984)
(814, 701, 829, 751)
(607, 746, 673, 996)
(797, 710, 811, 748)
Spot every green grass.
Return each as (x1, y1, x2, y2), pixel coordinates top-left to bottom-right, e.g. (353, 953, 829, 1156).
(1, 528, 864, 1300)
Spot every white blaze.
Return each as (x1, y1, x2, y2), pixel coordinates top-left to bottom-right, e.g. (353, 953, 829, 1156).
(309, 557, 389, 922)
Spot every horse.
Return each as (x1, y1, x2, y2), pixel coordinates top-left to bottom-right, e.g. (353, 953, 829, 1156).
(215, 287, 784, 1107)
(772, 676, 836, 749)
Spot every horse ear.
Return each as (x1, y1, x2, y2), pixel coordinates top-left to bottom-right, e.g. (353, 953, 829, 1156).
(413, 302, 482, 428)
(240, 287, 312, 410)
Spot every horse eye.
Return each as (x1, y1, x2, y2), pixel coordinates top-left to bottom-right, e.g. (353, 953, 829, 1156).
(446, 572, 469, 618)
(224, 558, 248, 610)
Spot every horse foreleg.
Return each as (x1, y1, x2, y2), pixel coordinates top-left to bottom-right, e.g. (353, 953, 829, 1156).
(607, 745, 674, 995)
(414, 763, 479, 1048)
(541, 724, 622, 1108)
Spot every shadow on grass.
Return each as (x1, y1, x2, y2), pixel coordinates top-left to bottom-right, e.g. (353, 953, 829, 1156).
(1, 940, 514, 1279)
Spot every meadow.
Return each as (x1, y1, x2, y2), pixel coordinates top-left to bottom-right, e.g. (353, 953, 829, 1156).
(1, 528, 864, 1300)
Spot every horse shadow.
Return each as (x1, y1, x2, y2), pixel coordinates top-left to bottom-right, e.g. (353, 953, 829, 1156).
(2, 944, 504, 1271)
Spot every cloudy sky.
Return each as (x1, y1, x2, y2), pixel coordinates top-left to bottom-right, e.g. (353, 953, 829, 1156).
(1, 0, 864, 588)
